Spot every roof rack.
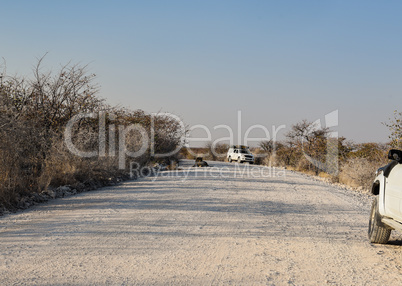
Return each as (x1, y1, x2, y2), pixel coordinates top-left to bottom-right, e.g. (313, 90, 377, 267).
(230, 145, 249, 149)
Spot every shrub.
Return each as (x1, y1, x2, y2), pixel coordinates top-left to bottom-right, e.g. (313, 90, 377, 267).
(204, 142, 229, 161)
(0, 58, 185, 209)
(339, 158, 380, 190)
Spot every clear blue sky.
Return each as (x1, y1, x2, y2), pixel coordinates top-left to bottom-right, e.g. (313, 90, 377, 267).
(1, 0, 402, 144)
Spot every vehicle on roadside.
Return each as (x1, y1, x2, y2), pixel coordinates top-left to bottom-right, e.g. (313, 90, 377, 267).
(368, 149, 402, 244)
(226, 145, 254, 164)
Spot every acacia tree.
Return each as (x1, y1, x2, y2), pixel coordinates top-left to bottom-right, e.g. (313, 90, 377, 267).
(259, 140, 274, 155)
(285, 120, 330, 175)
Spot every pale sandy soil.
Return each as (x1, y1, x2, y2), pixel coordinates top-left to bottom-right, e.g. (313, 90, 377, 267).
(1, 160, 402, 285)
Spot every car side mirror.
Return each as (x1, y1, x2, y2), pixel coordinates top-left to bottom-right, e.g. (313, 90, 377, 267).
(388, 149, 402, 163)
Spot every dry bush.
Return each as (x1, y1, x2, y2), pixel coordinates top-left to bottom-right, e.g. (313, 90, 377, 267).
(114, 109, 184, 164)
(179, 147, 193, 160)
(0, 91, 47, 206)
(264, 142, 301, 168)
(249, 148, 266, 165)
(152, 113, 185, 157)
(203, 143, 229, 161)
(121, 125, 151, 168)
(42, 130, 120, 187)
(285, 120, 330, 175)
(0, 58, 185, 209)
(0, 133, 44, 205)
(260, 121, 390, 191)
(40, 139, 81, 187)
(179, 147, 208, 160)
(339, 143, 388, 190)
(339, 158, 380, 190)
(295, 156, 314, 173)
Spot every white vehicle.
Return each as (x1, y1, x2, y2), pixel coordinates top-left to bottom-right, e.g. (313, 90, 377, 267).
(227, 145, 254, 164)
(368, 149, 402, 244)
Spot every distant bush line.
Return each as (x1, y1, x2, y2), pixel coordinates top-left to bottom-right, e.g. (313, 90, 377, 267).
(183, 116, 402, 192)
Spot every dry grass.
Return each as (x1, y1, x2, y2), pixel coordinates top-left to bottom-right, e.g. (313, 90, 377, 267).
(318, 172, 333, 180)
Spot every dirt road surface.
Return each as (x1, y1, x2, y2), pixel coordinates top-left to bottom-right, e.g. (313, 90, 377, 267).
(1, 160, 402, 285)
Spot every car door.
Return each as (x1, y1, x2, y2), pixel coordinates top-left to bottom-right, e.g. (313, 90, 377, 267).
(385, 164, 402, 222)
(233, 149, 238, 160)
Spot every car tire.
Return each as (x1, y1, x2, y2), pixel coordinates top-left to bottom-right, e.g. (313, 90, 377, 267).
(228, 156, 232, 163)
(368, 197, 391, 244)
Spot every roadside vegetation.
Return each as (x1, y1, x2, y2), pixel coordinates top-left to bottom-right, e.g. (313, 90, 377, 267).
(0, 58, 184, 212)
(183, 116, 401, 192)
(1, 58, 401, 212)
(259, 125, 389, 191)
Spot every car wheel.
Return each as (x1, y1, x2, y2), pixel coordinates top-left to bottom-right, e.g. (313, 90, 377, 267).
(228, 156, 232, 163)
(368, 197, 391, 244)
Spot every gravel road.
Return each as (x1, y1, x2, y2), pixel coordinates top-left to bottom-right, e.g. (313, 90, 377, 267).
(1, 160, 402, 285)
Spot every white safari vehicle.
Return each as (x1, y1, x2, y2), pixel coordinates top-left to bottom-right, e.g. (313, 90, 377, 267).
(368, 149, 402, 244)
(226, 145, 254, 164)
